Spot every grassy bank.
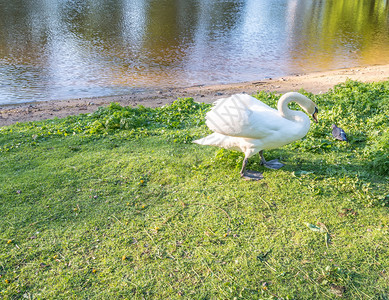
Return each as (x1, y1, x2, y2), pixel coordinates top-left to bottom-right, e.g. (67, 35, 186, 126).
(0, 81, 388, 299)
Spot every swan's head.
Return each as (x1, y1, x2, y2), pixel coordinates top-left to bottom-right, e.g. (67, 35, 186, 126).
(302, 101, 318, 123)
(312, 107, 318, 123)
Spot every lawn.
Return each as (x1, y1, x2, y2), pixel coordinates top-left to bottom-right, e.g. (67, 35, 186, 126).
(0, 80, 388, 299)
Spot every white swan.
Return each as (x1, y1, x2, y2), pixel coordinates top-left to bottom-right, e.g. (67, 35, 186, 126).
(193, 92, 318, 180)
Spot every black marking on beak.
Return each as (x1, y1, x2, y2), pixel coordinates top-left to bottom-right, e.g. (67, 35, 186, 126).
(312, 107, 318, 123)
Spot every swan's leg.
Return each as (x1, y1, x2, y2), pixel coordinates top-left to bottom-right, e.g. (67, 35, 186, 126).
(240, 155, 264, 180)
(239, 157, 248, 176)
(259, 150, 284, 170)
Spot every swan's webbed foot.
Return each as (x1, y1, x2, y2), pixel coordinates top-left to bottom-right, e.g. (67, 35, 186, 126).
(262, 159, 284, 170)
(240, 170, 264, 181)
(259, 150, 285, 170)
(240, 156, 264, 180)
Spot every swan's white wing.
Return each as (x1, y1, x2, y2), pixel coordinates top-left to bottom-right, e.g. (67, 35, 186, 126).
(206, 94, 291, 139)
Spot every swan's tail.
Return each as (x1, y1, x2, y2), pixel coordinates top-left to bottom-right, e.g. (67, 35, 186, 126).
(193, 133, 242, 152)
(193, 133, 228, 147)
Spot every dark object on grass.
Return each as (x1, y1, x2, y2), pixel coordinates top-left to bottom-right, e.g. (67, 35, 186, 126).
(331, 124, 347, 141)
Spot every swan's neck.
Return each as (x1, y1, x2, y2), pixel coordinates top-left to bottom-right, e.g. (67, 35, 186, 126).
(277, 93, 310, 124)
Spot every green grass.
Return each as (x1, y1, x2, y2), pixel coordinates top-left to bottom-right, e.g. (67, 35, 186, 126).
(0, 80, 388, 299)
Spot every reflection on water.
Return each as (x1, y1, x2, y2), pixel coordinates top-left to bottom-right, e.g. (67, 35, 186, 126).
(0, 0, 389, 104)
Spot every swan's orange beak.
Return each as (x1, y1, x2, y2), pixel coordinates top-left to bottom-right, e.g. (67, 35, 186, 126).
(312, 107, 318, 123)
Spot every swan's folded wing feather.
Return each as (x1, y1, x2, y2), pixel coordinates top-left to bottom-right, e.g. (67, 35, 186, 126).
(205, 94, 288, 139)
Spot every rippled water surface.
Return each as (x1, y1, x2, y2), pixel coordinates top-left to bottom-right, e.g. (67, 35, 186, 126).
(1, 0, 389, 104)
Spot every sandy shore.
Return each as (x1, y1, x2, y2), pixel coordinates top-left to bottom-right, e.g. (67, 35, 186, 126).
(1, 64, 389, 127)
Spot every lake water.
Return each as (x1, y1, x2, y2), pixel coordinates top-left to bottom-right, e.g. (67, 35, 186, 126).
(1, 0, 389, 105)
